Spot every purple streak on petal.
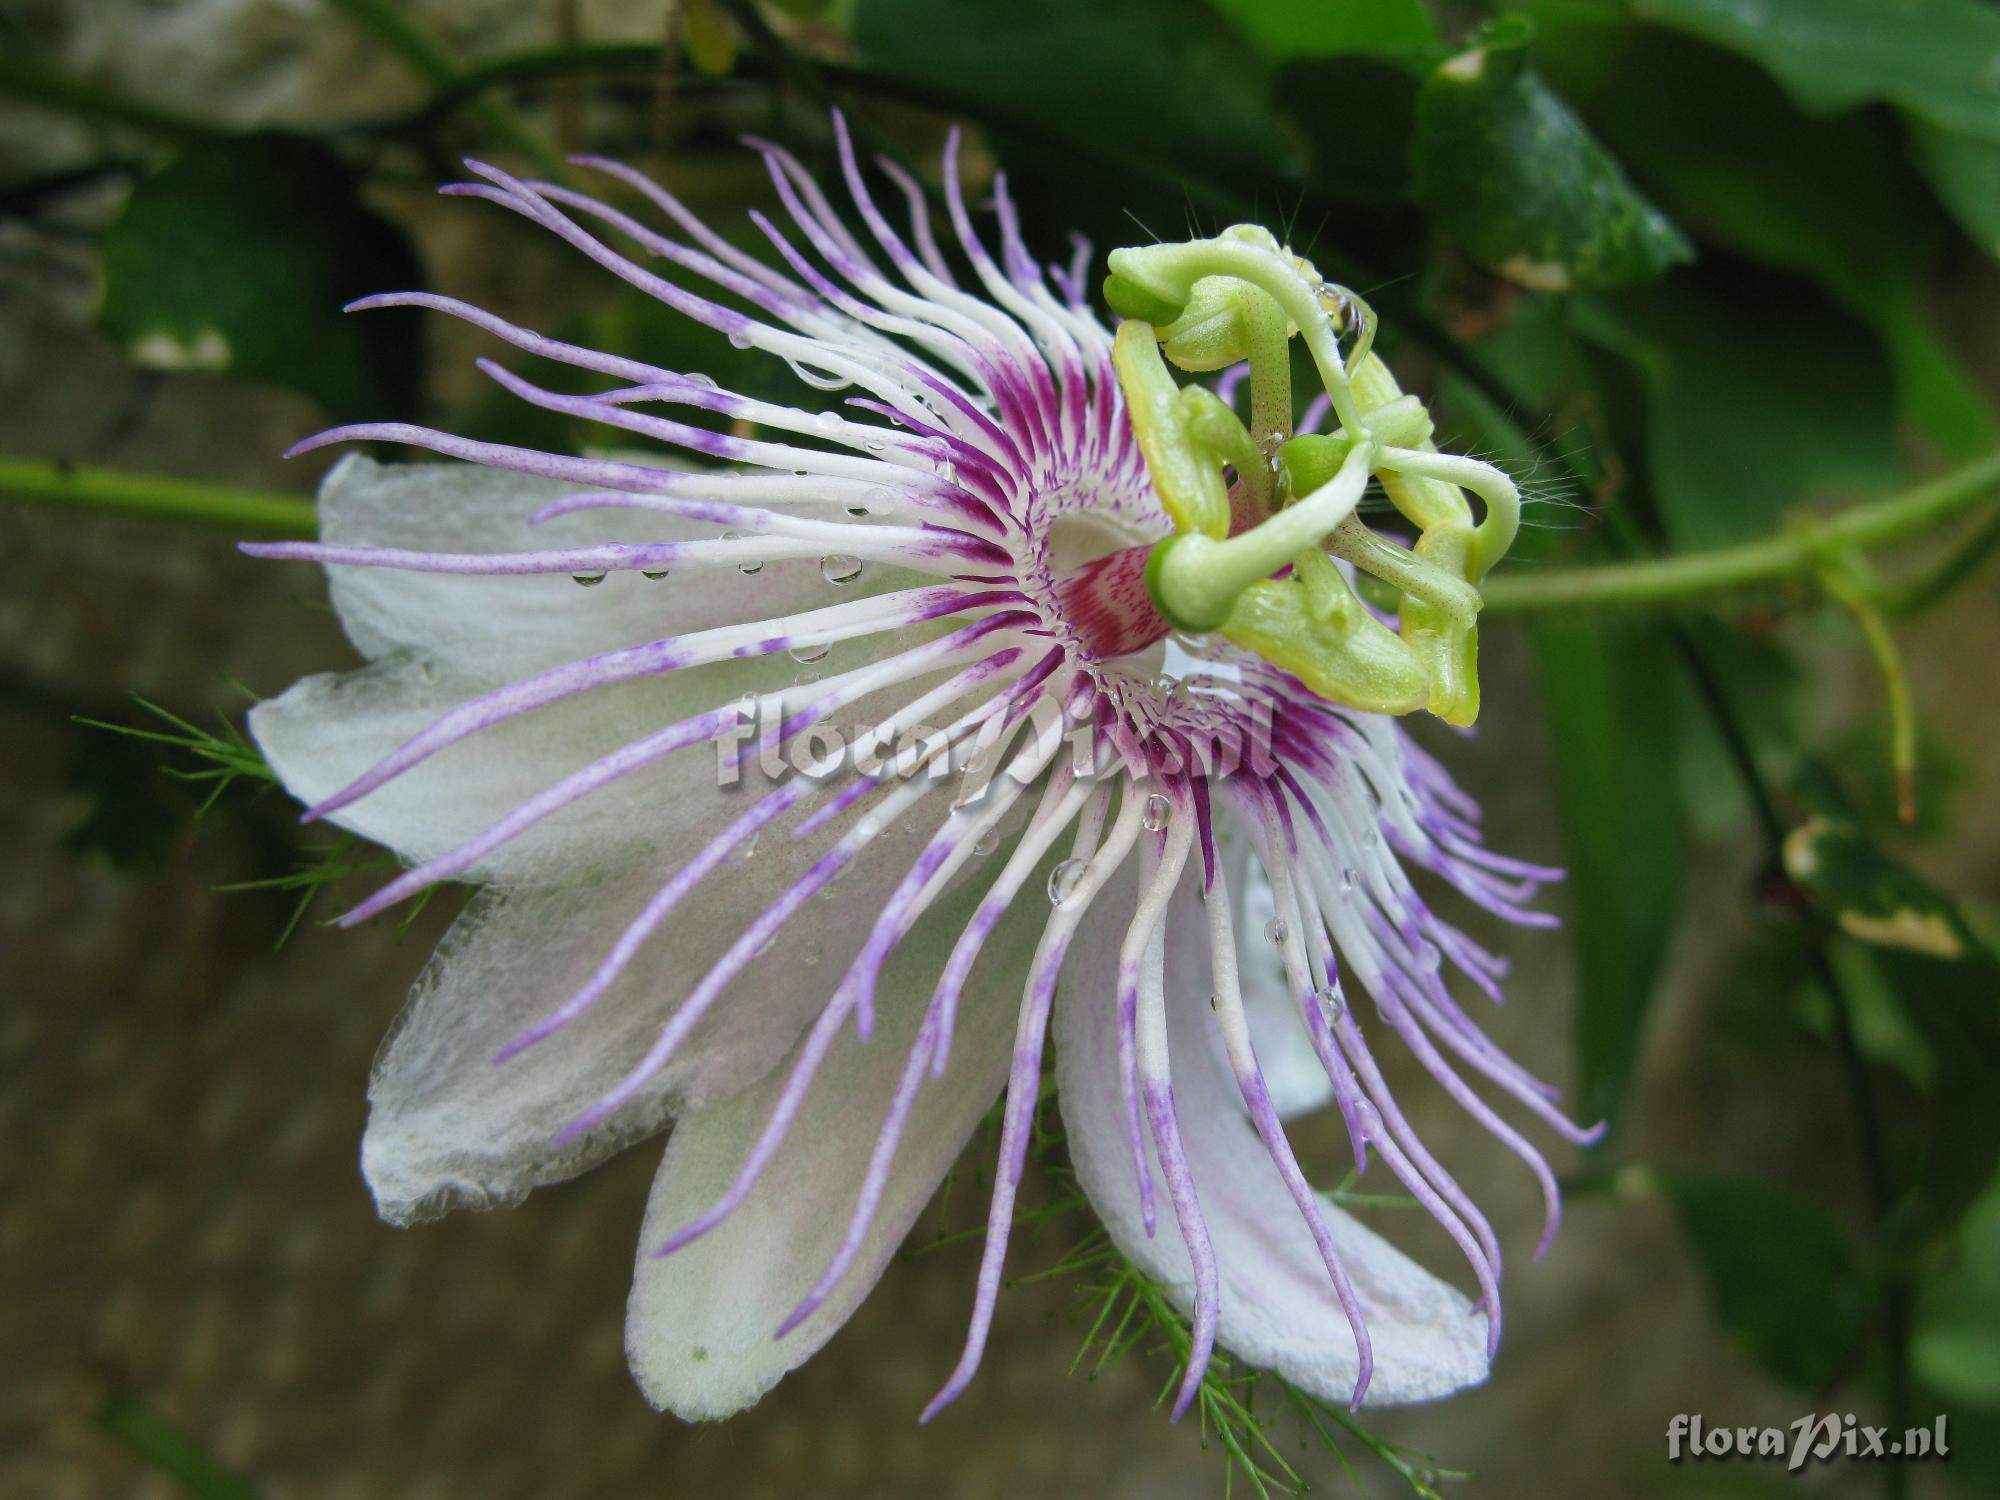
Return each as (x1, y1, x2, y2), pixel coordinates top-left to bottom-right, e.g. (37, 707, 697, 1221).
(559, 774, 949, 1148)
(293, 584, 977, 825)
(1143, 1073, 1220, 1423)
(1190, 774, 1217, 891)
(648, 966, 868, 1256)
(529, 179, 806, 322)
(1205, 853, 1376, 1406)
(569, 152, 807, 305)
(920, 931, 1075, 1423)
(873, 154, 959, 288)
(244, 537, 691, 575)
(336, 698, 745, 926)
(790, 773, 879, 843)
(495, 777, 808, 1060)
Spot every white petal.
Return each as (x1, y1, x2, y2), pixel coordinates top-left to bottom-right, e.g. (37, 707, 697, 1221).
(361, 803, 948, 1224)
(252, 457, 916, 883)
(1055, 857, 1490, 1407)
(625, 872, 1038, 1420)
(316, 454, 849, 680)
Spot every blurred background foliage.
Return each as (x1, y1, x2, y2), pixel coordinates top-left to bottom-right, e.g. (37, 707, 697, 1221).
(3, 1, 1999, 1497)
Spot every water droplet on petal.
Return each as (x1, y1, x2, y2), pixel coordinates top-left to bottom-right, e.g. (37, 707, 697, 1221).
(814, 410, 842, 433)
(1207, 993, 1218, 1011)
(1264, 917, 1289, 946)
(728, 329, 754, 350)
(733, 831, 760, 863)
(820, 554, 863, 585)
(641, 568, 670, 581)
(1339, 867, 1357, 895)
(973, 825, 998, 856)
(795, 669, 821, 686)
(863, 438, 887, 454)
(801, 939, 822, 967)
(1416, 941, 1441, 973)
(1363, 830, 1379, 849)
(789, 641, 830, 664)
(686, 372, 718, 390)
(1142, 794, 1172, 832)
(1317, 985, 1345, 1023)
(722, 532, 765, 576)
(571, 572, 606, 587)
(1047, 858, 1087, 907)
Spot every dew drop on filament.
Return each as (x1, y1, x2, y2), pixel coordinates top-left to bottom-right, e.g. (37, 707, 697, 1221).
(721, 531, 765, 576)
(1142, 794, 1172, 832)
(727, 329, 754, 350)
(820, 554, 863, 585)
(1264, 917, 1289, 946)
(1047, 857, 1087, 907)
(814, 410, 843, 433)
(571, 572, 606, 587)
(789, 641, 831, 664)
(1317, 985, 1345, 1023)
(641, 568, 669, 581)
(973, 825, 999, 857)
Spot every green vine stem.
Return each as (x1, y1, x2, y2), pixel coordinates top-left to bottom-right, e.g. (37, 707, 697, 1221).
(321, 0, 569, 180)
(1480, 449, 2000, 614)
(6, 449, 1999, 614)
(0, 455, 316, 538)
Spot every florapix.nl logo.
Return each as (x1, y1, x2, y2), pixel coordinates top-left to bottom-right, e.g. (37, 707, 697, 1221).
(1667, 1413, 1950, 1474)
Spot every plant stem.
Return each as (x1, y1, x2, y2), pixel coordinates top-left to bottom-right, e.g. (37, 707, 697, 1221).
(1814, 944, 1914, 1500)
(322, 0, 568, 180)
(0, 456, 316, 538)
(1481, 450, 2000, 613)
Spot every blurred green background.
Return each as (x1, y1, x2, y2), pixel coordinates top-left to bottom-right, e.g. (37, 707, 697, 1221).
(3, 1, 1998, 1496)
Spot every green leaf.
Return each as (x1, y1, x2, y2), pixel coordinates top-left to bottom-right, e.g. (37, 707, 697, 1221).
(1608, 0, 2000, 276)
(1783, 763, 1986, 962)
(1410, 19, 1692, 291)
(1870, 948, 2000, 1247)
(852, 0, 1298, 185)
(1535, 26, 1995, 460)
(1649, 1166, 1873, 1392)
(1915, 1169, 2000, 1405)
(1209, 0, 1438, 63)
(1280, 54, 1425, 206)
(1527, 619, 1682, 1130)
(99, 134, 423, 422)
(1910, 121, 2000, 261)
(1576, 273, 1901, 549)
(1628, 0, 2000, 143)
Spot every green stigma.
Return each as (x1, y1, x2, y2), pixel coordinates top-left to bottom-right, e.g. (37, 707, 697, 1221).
(1106, 226, 1519, 726)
